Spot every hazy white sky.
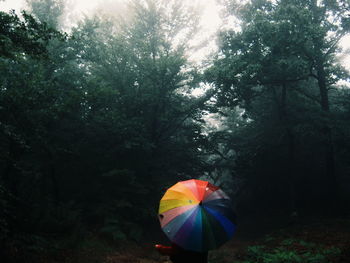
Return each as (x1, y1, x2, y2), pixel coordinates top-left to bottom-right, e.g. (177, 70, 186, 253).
(0, 0, 221, 30)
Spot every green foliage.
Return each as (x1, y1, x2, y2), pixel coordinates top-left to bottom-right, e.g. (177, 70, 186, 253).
(206, 0, 350, 214)
(0, 10, 63, 58)
(236, 239, 342, 263)
(0, 1, 210, 261)
(26, 0, 66, 29)
(246, 245, 266, 259)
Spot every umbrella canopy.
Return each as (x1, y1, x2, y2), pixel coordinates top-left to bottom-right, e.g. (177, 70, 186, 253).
(158, 179, 236, 252)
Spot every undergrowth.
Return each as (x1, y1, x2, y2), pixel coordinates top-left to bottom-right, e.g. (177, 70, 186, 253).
(209, 238, 343, 263)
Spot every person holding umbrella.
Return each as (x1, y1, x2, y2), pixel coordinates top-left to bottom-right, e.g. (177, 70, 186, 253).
(155, 179, 237, 263)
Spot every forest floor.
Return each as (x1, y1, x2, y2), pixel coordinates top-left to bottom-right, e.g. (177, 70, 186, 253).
(29, 216, 350, 263)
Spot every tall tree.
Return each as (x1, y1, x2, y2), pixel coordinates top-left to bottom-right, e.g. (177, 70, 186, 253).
(66, 0, 209, 238)
(207, 0, 350, 214)
(302, 0, 350, 198)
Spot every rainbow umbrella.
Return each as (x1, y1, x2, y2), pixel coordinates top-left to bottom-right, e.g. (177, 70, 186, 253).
(158, 179, 236, 252)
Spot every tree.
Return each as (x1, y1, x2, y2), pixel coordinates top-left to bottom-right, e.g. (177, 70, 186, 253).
(61, 0, 209, 239)
(0, 10, 75, 259)
(207, 0, 350, 215)
(301, 0, 350, 198)
(26, 0, 66, 29)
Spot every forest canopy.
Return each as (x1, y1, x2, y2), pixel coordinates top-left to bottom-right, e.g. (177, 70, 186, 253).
(0, 0, 350, 262)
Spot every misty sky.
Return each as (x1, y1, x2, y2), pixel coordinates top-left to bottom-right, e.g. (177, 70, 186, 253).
(0, 0, 221, 31)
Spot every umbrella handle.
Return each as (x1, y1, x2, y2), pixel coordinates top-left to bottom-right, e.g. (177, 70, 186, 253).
(155, 244, 178, 256)
(155, 244, 208, 263)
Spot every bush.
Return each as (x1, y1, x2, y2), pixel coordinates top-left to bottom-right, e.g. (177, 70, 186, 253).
(235, 239, 342, 263)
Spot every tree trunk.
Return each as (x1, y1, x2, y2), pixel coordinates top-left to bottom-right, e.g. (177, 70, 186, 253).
(46, 149, 60, 206)
(315, 59, 338, 202)
(281, 84, 298, 216)
(310, 0, 338, 206)
(272, 84, 298, 216)
(2, 139, 20, 195)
